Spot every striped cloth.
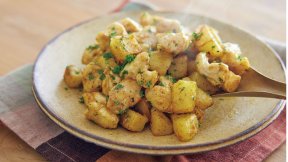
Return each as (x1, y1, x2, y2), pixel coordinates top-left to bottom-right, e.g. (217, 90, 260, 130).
(0, 1, 286, 162)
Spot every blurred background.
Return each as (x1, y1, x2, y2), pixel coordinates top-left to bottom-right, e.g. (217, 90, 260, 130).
(0, 0, 285, 161)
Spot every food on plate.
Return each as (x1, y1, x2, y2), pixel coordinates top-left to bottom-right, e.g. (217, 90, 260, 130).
(63, 12, 250, 142)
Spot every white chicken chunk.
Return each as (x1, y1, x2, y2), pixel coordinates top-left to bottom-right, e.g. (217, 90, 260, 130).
(156, 33, 190, 55)
(195, 52, 241, 92)
(82, 92, 107, 106)
(107, 79, 142, 114)
(133, 26, 157, 51)
(120, 52, 149, 80)
(221, 43, 250, 75)
(140, 12, 182, 33)
(101, 69, 121, 96)
(82, 63, 103, 92)
(136, 70, 158, 88)
(96, 22, 128, 51)
(121, 17, 142, 33)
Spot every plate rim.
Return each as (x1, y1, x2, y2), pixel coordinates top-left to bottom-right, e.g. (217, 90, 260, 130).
(32, 10, 286, 154)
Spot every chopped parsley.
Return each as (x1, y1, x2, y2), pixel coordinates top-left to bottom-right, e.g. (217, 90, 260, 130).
(110, 74, 116, 80)
(121, 70, 128, 79)
(79, 96, 84, 104)
(165, 75, 177, 83)
(112, 65, 123, 74)
(88, 73, 94, 80)
(237, 55, 243, 61)
(192, 32, 203, 41)
(64, 87, 68, 91)
(212, 45, 216, 49)
(86, 44, 99, 51)
(75, 71, 80, 75)
(159, 82, 165, 86)
(98, 69, 106, 80)
(123, 54, 136, 64)
(114, 83, 124, 90)
(105, 96, 109, 102)
(114, 100, 120, 105)
(146, 81, 152, 88)
(139, 89, 145, 97)
(117, 109, 127, 115)
(103, 52, 113, 60)
(109, 31, 117, 38)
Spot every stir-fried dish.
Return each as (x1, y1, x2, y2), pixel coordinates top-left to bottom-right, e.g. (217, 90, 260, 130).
(63, 12, 250, 142)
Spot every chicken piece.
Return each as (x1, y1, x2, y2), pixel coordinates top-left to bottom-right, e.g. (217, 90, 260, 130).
(136, 70, 158, 88)
(82, 44, 103, 64)
(121, 17, 142, 33)
(156, 33, 190, 55)
(63, 65, 82, 88)
(139, 12, 182, 33)
(85, 102, 119, 129)
(101, 69, 121, 96)
(120, 52, 149, 80)
(82, 63, 103, 92)
(195, 52, 241, 92)
(133, 26, 157, 51)
(96, 22, 128, 51)
(107, 79, 142, 114)
(145, 85, 172, 113)
(220, 43, 250, 75)
(82, 92, 107, 106)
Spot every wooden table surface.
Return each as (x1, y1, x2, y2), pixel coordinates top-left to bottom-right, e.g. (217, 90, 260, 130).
(0, 0, 285, 161)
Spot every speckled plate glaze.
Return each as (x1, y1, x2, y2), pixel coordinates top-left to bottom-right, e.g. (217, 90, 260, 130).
(32, 11, 286, 155)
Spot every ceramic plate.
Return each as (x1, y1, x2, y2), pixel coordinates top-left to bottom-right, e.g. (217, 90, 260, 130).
(32, 11, 285, 155)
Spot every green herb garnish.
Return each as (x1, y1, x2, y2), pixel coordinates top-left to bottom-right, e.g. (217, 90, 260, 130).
(139, 89, 145, 97)
(88, 73, 94, 80)
(121, 70, 128, 79)
(103, 52, 113, 60)
(79, 96, 84, 104)
(146, 81, 152, 88)
(192, 32, 203, 40)
(117, 109, 127, 115)
(115, 83, 124, 90)
(112, 65, 122, 74)
(86, 44, 99, 51)
(123, 54, 136, 64)
(159, 82, 165, 86)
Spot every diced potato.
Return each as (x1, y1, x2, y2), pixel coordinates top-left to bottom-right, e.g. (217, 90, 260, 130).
(188, 72, 219, 94)
(194, 25, 223, 58)
(156, 33, 190, 55)
(171, 113, 199, 142)
(172, 80, 197, 113)
(136, 70, 158, 88)
(82, 63, 103, 92)
(93, 52, 117, 69)
(187, 59, 197, 75)
(63, 65, 82, 88)
(221, 43, 250, 75)
(106, 22, 128, 37)
(150, 108, 173, 136)
(168, 55, 188, 79)
(135, 99, 151, 120)
(149, 50, 173, 76)
(146, 85, 172, 113)
(222, 71, 241, 92)
(195, 88, 213, 110)
(82, 92, 106, 106)
(120, 109, 148, 132)
(110, 35, 142, 63)
(121, 17, 142, 33)
(107, 79, 142, 114)
(82, 44, 102, 64)
(85, 102, 119, 129)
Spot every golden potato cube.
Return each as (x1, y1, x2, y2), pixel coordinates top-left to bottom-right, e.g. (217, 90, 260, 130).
(120, 109, 148, 132)
(172, 80, 197, 113)
(150, 108, 173, 136)
(81, 44, 102, 64)
(110, 35, 142, 63)
(194, 25, 223, 58)
(96, 31, 110, 51)
(145, 86, 172, 113)
(188, 72, 219, 94)
(63, 65, 82, 88)
(149, 50, 173, 76)
(195, 88, 213, 110)
(85, 102, 119, 129)
(171, 113, 199, 142)
(168, 55, 188, 79)
(136, 70, 158, 89)
(135, 99, 151, 120)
